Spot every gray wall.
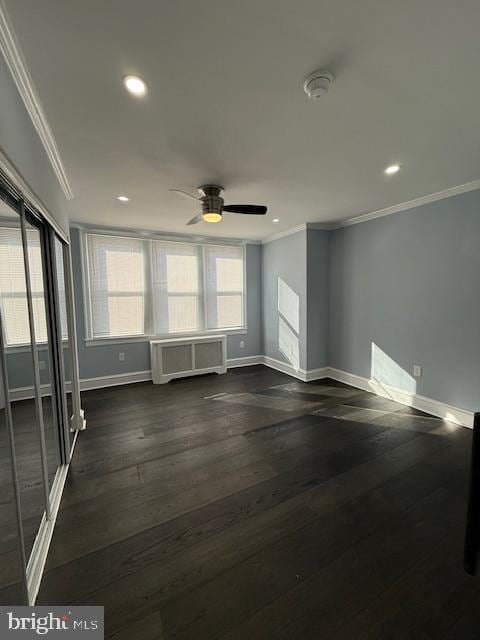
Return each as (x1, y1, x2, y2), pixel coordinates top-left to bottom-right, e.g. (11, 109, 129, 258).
(262, 230, 307, 370)
(329, 188, 480, 412)
(0, 59, 69, 235)
(306, 229, 329, 370)
(70, 228, 263, 379)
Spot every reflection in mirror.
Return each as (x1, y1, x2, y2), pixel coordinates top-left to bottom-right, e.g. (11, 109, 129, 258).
(24, 219, 61, 489)
(0, 201, 63, 578)
(0, 351, 26, 603)
(0, 199, 27, 602)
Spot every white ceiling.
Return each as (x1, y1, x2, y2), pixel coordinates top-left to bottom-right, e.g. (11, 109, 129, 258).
(5, 0, 480, 240)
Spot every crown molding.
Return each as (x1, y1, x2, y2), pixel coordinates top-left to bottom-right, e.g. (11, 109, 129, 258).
(262, 222, 333, 244)
(70, 220, 261, 246)
(0, 147, 69, 242)
(0, 1, 73, 200)
(262, 223, 306, 244)
(338, 178, 480, 228)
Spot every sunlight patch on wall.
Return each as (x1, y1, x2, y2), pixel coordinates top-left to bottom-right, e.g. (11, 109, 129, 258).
(278, 278, 299, 334)
(371, 342, 416, 395)
(279, 316, 300, 370)
(277, 277, 300, 370)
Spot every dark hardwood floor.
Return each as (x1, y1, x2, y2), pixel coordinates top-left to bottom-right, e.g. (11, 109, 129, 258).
(37, 365, 479, 638)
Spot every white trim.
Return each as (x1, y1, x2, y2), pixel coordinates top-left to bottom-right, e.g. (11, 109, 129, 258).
(0, 147, 69, 242)
(84, 327, 248, 347)
(227, 355, 263, 368)
(72, 222, 256, 246)
(262, 222, 333, 244)
(0, 1, 73, 201)
(10, 361, 265, 399)
(304, 366, 330, 382)
(262, 355, 327, 382)
(327, 367, 474, 428)
(80, 370, 153, 391)
(27, 432, 78, 604)
(261, 180, 480, 241)
(336, 179, 480, 229)
(262, 224, 307, 244)
(9, 371, 152, 400)
(9, 363, 474, 428)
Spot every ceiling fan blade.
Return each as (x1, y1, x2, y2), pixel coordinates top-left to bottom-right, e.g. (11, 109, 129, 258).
(186, 213, 203, 225)
(223, 204, 267, 215)
(170, 188, 200, 202)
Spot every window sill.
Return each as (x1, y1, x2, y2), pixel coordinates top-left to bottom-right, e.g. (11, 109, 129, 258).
(5, 341, 70, 354)
(84, 327, 248, 347)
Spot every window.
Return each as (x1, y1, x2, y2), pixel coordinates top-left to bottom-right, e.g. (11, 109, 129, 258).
(86, 234, 145, 338)
(151, 241, 201, 333)
(0, 226, 66, 346)
(84, 233, 245, 339)
(205, 245, 244, 329)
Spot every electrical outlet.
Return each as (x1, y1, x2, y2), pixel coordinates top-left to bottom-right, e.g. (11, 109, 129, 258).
(39, 360, 46, 371)
(119, 352, 125, 362)
(413, 365, 422, 378)
(240, 341, 245, 349)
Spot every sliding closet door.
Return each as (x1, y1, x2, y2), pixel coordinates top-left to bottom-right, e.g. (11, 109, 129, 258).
(0, 326, 26, 604)
(0, 205, 50, 560)
(0, 199, 32, 603)
(25, 218, 62, 489)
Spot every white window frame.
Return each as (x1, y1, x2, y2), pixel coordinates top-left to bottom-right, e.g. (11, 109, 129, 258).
(81, 230, 248, 345)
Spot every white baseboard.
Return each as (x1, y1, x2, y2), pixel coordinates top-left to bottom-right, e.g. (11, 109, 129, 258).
(227, 355, 263, 368)
(9, 362, 473, 428)
(262, 355, 328, 382)
(304, 366, 330, 382)
(79, 370, 152, 391)
(327, 367, 474, 428)
(9, 371, 154, 401)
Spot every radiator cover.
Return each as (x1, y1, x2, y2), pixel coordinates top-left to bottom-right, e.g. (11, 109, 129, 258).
(150, 335, 227, 384)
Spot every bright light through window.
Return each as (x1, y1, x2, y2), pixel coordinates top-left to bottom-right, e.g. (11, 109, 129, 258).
(85, 234, 245, 339)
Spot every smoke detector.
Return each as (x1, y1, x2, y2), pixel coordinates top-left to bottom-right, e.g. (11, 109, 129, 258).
(303, 70, 333, 99)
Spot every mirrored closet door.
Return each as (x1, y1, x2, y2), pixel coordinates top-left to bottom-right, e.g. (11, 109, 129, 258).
(0, 182, 81, 605)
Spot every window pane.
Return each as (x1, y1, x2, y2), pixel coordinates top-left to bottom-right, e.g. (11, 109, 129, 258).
(205, 245, 244, 330)
(88, 235, 145, 338)
(166, 254, 198, 293)
(217, 294, 242, 328)
(216, 257, 242, 292)
(108, 295, 144, 336)
(168, 296, 198, 332)
(152, 241, 200, 333)
(106, 249, 144, 292)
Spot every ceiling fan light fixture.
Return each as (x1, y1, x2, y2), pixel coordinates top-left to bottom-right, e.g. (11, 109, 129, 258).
(203, 212, 222, 223)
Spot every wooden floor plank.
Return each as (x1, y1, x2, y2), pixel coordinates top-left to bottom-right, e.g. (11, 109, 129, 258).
(33, 367, 477, 638)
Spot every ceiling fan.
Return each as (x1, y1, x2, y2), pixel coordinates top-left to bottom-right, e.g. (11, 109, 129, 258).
(170, 184, 267, 225)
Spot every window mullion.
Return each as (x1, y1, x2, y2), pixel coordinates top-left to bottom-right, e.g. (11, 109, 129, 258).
(199, 245, 207, 332)
(144, 239, 153, 336)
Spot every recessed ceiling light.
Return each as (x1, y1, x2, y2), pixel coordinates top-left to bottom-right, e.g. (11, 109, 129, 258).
(384, 164, 401, 176)
(123, 75, 147, 96)
(273, 218, 280, 223)
(117, 195, 129, 202)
